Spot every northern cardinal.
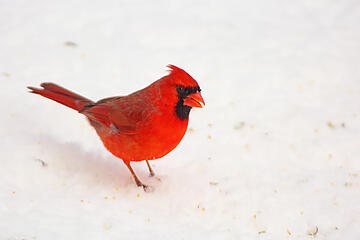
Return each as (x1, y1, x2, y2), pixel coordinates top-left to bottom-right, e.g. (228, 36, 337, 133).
(28, 65, 204, 191)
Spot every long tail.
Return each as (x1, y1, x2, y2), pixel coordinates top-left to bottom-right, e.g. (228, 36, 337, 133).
(28, 83, 94, 112)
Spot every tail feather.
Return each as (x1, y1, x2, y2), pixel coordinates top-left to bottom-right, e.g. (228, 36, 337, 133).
(28, 83, 94, 112)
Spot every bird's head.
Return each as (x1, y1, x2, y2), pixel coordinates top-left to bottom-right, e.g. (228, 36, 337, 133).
(159, 65, 205, 120)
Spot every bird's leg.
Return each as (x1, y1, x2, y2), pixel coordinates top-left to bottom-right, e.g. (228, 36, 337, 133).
(124, 162, 153, 192)
(145, 160, 155, 177)
(124, 161, 144, 187)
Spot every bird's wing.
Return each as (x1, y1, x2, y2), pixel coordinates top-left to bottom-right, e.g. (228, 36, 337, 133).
(81, 96, 150, 135)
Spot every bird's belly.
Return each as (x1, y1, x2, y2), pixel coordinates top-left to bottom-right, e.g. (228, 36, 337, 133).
(97, 118, 188, 162)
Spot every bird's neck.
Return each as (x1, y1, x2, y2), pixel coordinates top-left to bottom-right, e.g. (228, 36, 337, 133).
(175, 100, 192, 120)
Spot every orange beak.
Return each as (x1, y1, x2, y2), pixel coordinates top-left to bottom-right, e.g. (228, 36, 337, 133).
(183, 91, 205, 108)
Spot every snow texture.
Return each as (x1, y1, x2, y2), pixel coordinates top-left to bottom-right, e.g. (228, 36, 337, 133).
(1, 0, 360, 239)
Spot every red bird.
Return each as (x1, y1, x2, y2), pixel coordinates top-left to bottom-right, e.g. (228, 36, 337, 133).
(28, 65, 204, 191)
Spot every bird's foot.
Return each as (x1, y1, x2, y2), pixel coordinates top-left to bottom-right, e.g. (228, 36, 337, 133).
(149, 170, 155, 177)
(142, 184, 155, 192)
(135, 179, 154, 192)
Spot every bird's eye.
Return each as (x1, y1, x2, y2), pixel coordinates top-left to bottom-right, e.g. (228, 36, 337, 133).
(177, 86, 184, 93)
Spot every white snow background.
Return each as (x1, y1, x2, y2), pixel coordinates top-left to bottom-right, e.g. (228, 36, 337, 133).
(1, 0, 359, 239)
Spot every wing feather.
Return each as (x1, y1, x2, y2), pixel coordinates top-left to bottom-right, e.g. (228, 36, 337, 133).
(81, 96, 150, 135)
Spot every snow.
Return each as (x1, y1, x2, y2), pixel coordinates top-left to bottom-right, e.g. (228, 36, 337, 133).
(1, 0, 360, 239)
